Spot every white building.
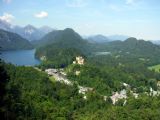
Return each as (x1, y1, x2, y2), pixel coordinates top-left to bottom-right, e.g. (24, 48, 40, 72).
(75, 71, 81, 76)
(45, 69, 72, 85)
(73, 56, 84, 65)
(78, 86, 93, 94)
(76, 56, 84, 65)
(110, 89, 127, 105)
(40, 56, 46, 61)
(45, 69, 58, 75)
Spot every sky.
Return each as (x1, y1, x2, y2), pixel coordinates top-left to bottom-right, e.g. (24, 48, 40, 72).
(0, 0, 160, 40)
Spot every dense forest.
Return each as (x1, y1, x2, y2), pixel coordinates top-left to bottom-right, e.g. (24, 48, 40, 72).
(66, 63, 160, 95)
(35, 47, 84, 69)
(1, 60, 160, 120)
(35, 28, 90, 68)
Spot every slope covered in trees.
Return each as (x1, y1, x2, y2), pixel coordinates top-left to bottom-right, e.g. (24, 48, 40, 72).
(66, 61, 160, 95)
(36, 47, 84, 68)
(35, 28, 91, 68)
(36, 28, 89, 50)
(103, 37, 160, 65)
(0, 60, 160, 120)
(0, 29, 33, 50)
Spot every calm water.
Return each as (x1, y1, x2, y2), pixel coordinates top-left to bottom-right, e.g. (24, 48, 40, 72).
(94, 52, 111, 56)
(0, 49, 40, 66)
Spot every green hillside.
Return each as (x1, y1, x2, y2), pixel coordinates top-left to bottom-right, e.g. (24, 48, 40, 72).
(95, 37, 160, 66)
(35, 28, 90, 68)
(36, 28, 89, 51)
(1, 58, 160, 120)
(0, 29, 33, 50)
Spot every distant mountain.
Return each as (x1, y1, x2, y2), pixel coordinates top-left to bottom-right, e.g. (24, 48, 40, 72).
(85, 34, 130, 43)
(151, 40, 160, 45)
(0, 19, 12, 31)
(107, 35, 130, 41)
(105, 37, 160, 65)
(0, 29, 33, 50)
(39, 26, 53, 34)
(86, 35, 110, 43)
(13, 25, 53, 41)
(19, 25, 42, 41)
(37, 28, 89, 50)
(108, 37, 160, 52)
(0, 20, 53, 41)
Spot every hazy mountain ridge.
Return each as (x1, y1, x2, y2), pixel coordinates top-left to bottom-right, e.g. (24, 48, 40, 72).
(107, 34, 130, 41)
(0, 20, 12, 31)
(151, 40, 160, 45)
(0, 29, 33, 50)
(107, 37, 160, 52)
(0, 20, 53, 41)
(86, 35, 110, 43)
(85, 34, 130, 43)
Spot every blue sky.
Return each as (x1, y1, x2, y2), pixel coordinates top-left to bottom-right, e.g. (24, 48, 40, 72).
(0, 0, 160, 40)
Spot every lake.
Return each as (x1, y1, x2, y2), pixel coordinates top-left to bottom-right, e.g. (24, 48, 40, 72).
(94, 52, 111, 56)
(0, 49, 40, 66)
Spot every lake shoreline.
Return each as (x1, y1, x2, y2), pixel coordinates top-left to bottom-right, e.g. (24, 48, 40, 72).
(0, 49, 41, 66)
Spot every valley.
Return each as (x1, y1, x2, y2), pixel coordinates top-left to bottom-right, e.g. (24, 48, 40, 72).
(1, 1, 160, 118)
(1, 48, 160, 119)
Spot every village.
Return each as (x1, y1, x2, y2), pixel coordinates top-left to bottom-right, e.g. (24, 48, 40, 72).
(45, 56, 93, 100)
(44, 56, 160, 105)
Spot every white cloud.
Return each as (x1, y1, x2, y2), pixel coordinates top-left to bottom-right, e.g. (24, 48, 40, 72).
(66, 0, 87, 8)
(3, 0, 12, 4)
(0, 13, 14, 23)
(126, 0, 135, 5)
(35, 11, 48, 18)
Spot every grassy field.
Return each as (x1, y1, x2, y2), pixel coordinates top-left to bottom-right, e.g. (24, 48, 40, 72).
(148, 64, 160, 72)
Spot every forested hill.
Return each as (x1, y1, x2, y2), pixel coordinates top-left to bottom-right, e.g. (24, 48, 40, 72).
(35, 28, 90, 68)
(0, 29, 33, 50)
(107, 37, 160, 53)
(102, 37, 160, 65)
(35, 30, 160, 67)
(36, 28, 89, 48)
